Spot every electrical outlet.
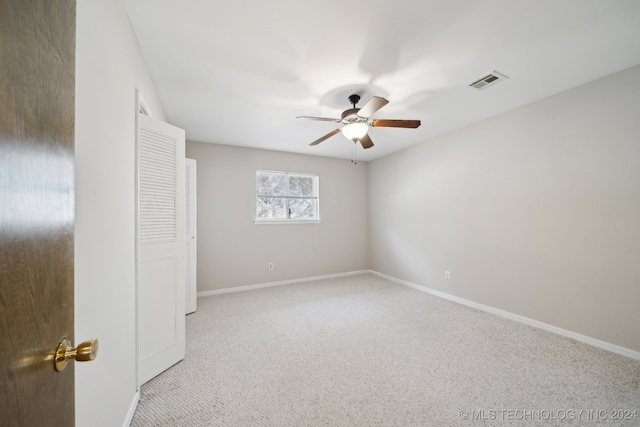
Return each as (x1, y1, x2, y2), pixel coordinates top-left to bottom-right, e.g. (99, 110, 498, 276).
(268, 262, 274, 271)
(445, 271, 451, 280)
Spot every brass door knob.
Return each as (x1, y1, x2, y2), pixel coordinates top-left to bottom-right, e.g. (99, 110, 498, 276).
(54, 338, 99, 372)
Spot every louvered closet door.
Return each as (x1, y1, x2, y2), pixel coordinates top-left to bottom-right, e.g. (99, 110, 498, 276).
(137, 114, 186, 385)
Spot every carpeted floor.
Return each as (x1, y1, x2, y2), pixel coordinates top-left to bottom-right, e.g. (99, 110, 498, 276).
(130, 273, 640, 426)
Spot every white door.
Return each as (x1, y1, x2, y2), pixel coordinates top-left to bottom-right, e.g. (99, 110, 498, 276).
(137, 113, 186, 385)
(185, 158, 197, 314)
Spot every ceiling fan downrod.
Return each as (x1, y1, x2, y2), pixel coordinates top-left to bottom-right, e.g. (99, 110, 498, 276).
(348, 94, 360, 109)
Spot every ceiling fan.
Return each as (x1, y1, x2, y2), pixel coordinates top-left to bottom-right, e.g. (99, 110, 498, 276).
(297, 94, 421, 149)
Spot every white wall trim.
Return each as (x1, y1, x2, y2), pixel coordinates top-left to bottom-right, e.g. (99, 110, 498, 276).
(197, 270, 370, 297)
(370, 270, 640, 362)
(123, 390, 140, 427)
(254, 219, 321, 225)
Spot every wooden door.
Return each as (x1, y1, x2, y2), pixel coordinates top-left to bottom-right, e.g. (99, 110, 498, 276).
(185, 158, 197, 314)
(0, 1, 76, 426)
(137, 114, 186, 385)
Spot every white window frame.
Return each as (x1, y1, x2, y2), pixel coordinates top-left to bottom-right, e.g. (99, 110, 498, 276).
(255, 170, 320, 224)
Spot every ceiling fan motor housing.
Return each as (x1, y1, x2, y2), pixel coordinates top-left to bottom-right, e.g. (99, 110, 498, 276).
(341, 108, 367, 124)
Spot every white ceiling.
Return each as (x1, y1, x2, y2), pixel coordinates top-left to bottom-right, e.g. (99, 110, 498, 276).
(123, 0, 640, 162)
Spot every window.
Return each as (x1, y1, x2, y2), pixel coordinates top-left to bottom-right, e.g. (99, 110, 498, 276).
(255, 170, 319, 223)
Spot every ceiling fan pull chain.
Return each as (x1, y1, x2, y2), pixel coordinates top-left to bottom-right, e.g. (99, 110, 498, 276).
(353, 141, 357, 165)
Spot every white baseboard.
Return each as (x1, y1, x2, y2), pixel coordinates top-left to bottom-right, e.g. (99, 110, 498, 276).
(197, 270, 371, 298)
(370, 270, 640, 362)
(123, 390, 140, 427)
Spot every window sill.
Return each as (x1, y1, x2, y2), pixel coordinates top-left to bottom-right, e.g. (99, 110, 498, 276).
(254, 219, 321, 225)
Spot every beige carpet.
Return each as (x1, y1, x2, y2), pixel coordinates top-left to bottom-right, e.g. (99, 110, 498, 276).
(131, 273, 639, 426)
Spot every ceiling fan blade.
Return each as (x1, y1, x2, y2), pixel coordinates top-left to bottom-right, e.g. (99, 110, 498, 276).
(309, 128, 342, 146)
(357, 96, 389, 118)
(359, 133, 374, 149)
(370, 119, 421, 128)
(297, 116, 341, 123)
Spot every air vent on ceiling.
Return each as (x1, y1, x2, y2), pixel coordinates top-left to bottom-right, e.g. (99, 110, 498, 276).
(469, 71, 509, 90)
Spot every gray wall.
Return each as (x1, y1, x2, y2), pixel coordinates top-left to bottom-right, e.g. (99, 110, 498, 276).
(186, 143, 369, 291)
(369, 65, 640, 352)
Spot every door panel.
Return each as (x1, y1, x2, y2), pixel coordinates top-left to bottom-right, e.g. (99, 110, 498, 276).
(0, 1, 76, 426)
(137, 114, 186, 385)
(140, 257, 179, 356)
(185, 158, 197, 314)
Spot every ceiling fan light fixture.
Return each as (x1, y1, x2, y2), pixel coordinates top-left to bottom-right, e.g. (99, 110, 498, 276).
(342, 123, 368, 141)
(300, 95, 420, 149)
